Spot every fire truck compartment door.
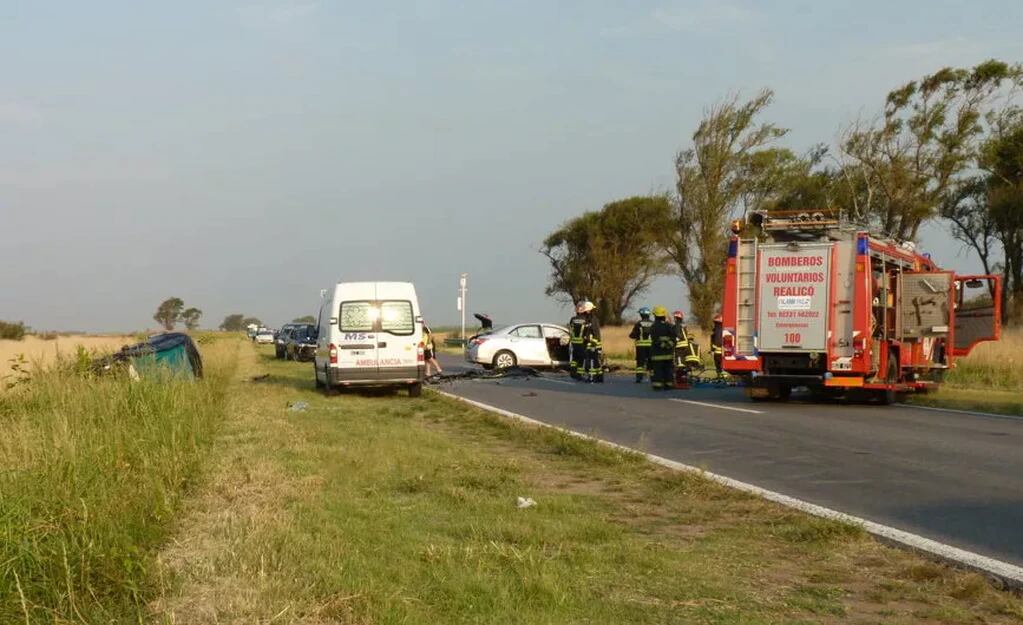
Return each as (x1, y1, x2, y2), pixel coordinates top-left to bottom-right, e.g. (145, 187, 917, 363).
(898, 272, 952, 339)
(953, 275, 1002, 356)
(757, 242, 831, 351)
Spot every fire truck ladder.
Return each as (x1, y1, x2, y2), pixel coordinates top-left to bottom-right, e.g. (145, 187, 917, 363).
(736, 238, 758, 355)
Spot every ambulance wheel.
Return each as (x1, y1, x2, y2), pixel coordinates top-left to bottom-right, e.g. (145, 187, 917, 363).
(314, 366, 325, 389)
(408, 383, 423, 398)
(493, 350, 517, 370)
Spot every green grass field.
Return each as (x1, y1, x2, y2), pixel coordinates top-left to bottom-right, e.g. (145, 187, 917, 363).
(149, 343, 1022, 623)
(4, 337, 1023, 623)
(0, 339, 236, 622)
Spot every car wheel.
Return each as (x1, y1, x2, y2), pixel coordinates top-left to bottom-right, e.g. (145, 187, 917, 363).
(493, 350, 517, 370)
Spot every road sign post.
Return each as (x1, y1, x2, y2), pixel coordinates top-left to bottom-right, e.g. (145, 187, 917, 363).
(459, 273, 468, 343)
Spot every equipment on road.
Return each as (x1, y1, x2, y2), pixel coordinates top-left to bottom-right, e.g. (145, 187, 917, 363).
(721, 210, 1002, 403)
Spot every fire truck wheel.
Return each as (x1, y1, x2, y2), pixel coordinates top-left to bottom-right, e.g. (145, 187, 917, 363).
(775, 385, 792, 400)
(878, 358, 899, 405)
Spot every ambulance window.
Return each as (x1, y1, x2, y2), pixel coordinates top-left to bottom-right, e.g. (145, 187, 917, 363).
(340, 301, 374, 332)
(380, 300, 414, 335)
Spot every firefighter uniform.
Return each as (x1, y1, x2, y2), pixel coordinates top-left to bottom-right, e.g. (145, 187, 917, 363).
(711, 316, 724, 378)
(582, 314, 604, 383)
(649, 308, 678, 390)
(568, 314, 586, 379)
(628, 309, 653, 382)
(673, 315, 702, 372)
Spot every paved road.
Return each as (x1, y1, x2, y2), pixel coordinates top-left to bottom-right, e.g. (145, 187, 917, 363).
(435, 354, 1023, 567)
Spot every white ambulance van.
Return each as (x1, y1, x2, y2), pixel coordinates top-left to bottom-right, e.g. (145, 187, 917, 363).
(314, 282, 426, 396)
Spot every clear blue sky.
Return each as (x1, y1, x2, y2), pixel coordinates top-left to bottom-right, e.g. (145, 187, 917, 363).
(2, 1, 1021, 331)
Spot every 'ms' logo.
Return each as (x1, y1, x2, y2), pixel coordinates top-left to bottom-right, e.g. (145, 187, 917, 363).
(343, 333, 373, 341)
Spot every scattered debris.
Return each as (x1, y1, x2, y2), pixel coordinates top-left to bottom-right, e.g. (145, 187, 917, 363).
(521, 391, 538, 397)
(432, 366, 542, 384)
(516, 496, 537, 509)
(287, 401, 309, 412)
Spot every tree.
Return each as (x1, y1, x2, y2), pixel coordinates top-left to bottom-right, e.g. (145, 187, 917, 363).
(664, 89, 788, 330)
(981, 115, 1023, 321)
(153, 297, 184, 331)
(542, 196, 672, 325)
(293, 315, 316, 323)
(219, 314, 246, 332)
(840, 60, 1021, 240)
(181, 307, 203, 331)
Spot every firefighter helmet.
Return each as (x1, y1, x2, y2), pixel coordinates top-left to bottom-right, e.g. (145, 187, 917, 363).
(652, 306, 668, 318)
(577, 300, 596, 313)
(638, 306, 651, 317)
(673, 310, 684, 320)
(713, 314, 723, 323)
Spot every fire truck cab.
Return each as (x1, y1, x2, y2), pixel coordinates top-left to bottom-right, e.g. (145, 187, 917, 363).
(721, 211, 1002, 403)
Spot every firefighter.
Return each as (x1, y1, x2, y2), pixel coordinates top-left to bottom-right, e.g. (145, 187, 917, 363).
(672, 310, 702, 386)
(711, 314, 724, 378)
(580, 300, 604, 383)
(649, 306, 678, 390)
(628, 307, 654, 382)
(568, 301, 589, 380)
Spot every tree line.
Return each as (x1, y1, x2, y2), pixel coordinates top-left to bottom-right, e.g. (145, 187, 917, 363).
(542, 60, 1023, 329)
(152, 299, 317, 332)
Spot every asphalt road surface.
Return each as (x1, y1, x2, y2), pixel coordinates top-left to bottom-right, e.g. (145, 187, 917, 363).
(435, 354, 1023, 568)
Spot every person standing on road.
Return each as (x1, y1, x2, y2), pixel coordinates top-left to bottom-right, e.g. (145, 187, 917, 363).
(568, 301, 588, 380)
(580, 301, 604, 383)
(422, 323, 443, 379)
(649, 306, 678, 390)
(629, 307, 654, 383)
(711, 314, 724, 378)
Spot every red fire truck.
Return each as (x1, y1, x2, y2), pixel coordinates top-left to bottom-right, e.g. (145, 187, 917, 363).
(721, 211, 1002, 403)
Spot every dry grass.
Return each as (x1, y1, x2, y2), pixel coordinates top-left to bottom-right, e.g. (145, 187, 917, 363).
(0, 334, 135, 376)
(946, 326, 1023, 391)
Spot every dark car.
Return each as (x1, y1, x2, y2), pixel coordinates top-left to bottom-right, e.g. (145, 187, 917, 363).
(274, 323, 298, 359)
(284, 324, 317, 362)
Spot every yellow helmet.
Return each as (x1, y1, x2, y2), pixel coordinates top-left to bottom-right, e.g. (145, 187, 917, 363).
(652, 305, 668, 318)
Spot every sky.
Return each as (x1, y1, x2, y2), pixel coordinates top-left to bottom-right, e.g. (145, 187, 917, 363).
(2, 1, 1022, 332)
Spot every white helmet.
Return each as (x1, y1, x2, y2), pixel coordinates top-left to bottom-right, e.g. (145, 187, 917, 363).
(577, 300, 596, 313)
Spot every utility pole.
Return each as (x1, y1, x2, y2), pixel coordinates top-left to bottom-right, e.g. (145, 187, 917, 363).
(458, 273, 468, 344)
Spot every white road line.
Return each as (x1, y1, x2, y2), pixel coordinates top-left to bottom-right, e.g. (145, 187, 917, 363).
(432, 388, 1023, 590)
(533, 377, 577, 386)
(668, 398, 764, 415)
(896, 403, 1023, 422)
